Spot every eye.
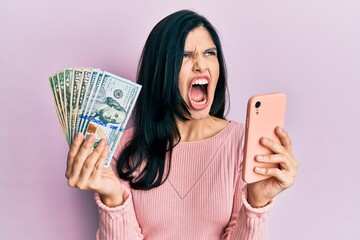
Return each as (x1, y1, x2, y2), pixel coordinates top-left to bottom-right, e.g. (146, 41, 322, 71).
(183, 51, 192, 58)
(204, 49, 217, 56)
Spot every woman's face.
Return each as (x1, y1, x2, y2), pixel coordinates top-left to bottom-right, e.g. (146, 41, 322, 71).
(178, 26, 220, 120)
(99, 107, 126, 124)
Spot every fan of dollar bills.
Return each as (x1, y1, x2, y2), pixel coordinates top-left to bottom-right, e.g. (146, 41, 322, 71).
(49, 67, 141, 167)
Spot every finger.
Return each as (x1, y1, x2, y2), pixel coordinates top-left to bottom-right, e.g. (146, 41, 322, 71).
(260, 137, 286, 155)
(90, 144, 110, 187)
(255, 153, 287, 166)
(75, 133, 97, 159)
(77, 139, 108, 188)
(257, 153, 299, 173)
(275, 127, 299, 169)
(254, 167, 290, 187)
(275, 127, 293, 153)
(66, 132, 84, 179)
(68, 134, 95, 186)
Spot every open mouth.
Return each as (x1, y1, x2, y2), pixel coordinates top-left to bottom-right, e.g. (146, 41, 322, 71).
(189, 78, 209, 108)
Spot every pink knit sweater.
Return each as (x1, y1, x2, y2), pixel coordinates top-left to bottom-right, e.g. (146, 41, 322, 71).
(95, 121, 272, 240)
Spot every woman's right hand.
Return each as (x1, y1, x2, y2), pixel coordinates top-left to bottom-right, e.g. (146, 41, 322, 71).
(65, 132, 125, 207)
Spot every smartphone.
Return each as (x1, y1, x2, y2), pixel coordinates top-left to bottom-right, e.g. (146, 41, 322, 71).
(242, 92, 287, 184)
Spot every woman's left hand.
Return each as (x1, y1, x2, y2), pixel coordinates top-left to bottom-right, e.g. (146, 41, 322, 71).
(247, 126, 298, 208)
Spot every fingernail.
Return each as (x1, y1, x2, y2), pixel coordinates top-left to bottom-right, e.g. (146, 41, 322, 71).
(254, 167, 263, 173)
(262, 138, 269, 144)
(277, 127, 284, 133)
(98, 140, 104, 146)
(256, 155, 264, 161)
(86, 134, 94, 142)
(75, 132, 81, 140)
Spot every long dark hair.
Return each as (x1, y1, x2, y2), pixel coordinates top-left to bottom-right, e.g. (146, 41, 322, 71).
(117, 10, 229, 190)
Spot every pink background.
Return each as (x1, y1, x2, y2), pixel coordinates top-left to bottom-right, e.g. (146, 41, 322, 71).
(1, 0, 359, 239)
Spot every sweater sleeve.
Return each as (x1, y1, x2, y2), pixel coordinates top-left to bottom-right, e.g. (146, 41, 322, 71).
(95, 189, 144, 240)
(221, 122, 273, 239)
(222, 177, 273, 240)
(95, 128, 144, 240)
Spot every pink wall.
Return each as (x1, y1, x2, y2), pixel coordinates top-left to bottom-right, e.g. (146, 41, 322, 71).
(1, 0, 359, 239)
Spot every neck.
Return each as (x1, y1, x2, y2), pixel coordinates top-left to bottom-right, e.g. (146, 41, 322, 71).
(176, 115, 229, 142)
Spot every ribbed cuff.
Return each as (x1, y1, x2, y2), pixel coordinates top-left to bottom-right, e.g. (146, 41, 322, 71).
(241, 186, 274, 218)
(95, 188, 132, 219)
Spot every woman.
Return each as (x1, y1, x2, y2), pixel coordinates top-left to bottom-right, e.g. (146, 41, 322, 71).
(65, 10, 298, 239)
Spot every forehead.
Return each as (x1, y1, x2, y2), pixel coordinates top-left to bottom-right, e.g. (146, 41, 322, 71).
(184, 26, 215, 49)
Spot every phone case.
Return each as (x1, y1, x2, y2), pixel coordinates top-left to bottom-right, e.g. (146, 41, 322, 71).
(242, 92, 287, 183)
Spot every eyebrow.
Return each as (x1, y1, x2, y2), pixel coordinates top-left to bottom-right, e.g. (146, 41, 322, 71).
(204, 47, 217, 52)
(184, 47, 218, 54)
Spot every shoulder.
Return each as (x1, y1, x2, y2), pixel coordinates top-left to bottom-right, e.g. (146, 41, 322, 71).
(223, 121, 245, 171)
(226, 120, 245, 139)
(214, 120, 245, 151)
(203, 119, 245, 146)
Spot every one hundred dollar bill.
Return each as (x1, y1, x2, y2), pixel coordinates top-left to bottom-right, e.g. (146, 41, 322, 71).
(75, 68, 92, 134)
(79, 71, 105, 133)
(51, 74, 68, 136)
(83, 71, 141, 167)
(57, 70, 70, 144)
(49, 75, 67, 138)
(70, 68, 84, 141)
(64, 68, 73, 142)
(77, 69, 101, 134)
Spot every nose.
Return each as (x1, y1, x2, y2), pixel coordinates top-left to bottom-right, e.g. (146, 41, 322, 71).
(192, 55, 208, 73)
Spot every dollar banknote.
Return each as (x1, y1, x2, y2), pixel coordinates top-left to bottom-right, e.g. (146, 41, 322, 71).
(75, 68, 92, 134)
(57, 70, 70, 144)
(70, 68, 84, 141)
(83, 71, 141, 167)
(64, 68, 72, 142)
(78, 70, 104, 134)
(49, 75, 67, 138)
(77, 69, 98, 134)
(49, 67, 141, 167)
(50, 73, 68, 137)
